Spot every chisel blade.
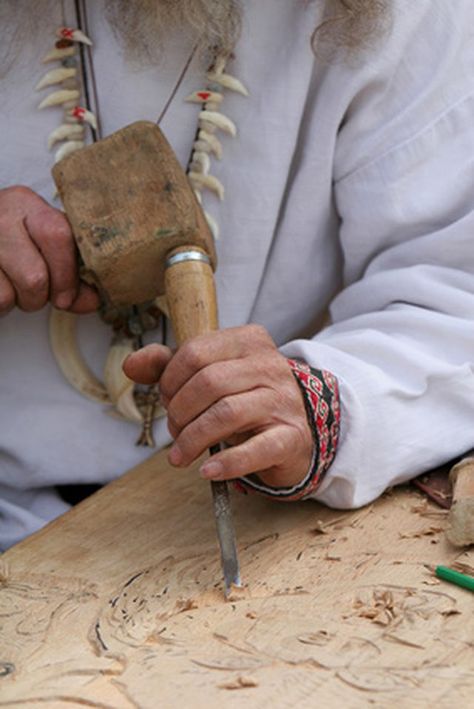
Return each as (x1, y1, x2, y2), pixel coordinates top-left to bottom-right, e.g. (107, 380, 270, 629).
(209, 445, 241, 595)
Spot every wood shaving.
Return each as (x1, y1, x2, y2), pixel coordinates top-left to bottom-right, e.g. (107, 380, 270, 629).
(311, 520, 329, 535)
(384, 633, 425, 649)
(297, 630, 332, 646)
(325, 552, 342, 561)
(246, 611, 257, 619)
(226, 584, 249, 602)
(411, 501, 449, 518)
(175, 598, 198, 613)
(218, 675, 258, 690)
(351, 590, 398, 626)
(311, 513, 355, 535)
(399, 526, 444, 539)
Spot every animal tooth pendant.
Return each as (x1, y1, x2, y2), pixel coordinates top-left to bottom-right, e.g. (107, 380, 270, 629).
(35, 67, 77, 91)
(188, 172, 225, 201)
(185, 52, 248, 254)
(48, 123, 85, 149)
(38, 89, 80, 110)
(54, 140, 85, 163)
(49, 309, 110, 404)
(104, 336, 143, 423)
(66, 106, 98, 130)
(56, 27, 92, 45)
(198, 110, 237, 137)
(38, 27, 95, 181)
(206, 71, 249, 96)
(42, 44, 249, 439)
(196, 130, 223, 159)
(42, 46, 76, 63)
(190, 151, 211, 175)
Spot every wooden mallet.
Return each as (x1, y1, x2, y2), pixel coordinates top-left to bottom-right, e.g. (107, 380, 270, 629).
(447, 454, 474, 547)
(53, 120, 241, 592)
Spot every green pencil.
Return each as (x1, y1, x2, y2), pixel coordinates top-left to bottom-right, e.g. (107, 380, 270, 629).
(435, 565, 474, 592)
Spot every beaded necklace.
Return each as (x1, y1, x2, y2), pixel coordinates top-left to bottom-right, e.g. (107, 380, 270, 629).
(36, 0, 248, 445)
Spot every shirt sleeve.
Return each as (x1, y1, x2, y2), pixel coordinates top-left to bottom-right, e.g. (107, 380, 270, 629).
(282, 1, 474, 509)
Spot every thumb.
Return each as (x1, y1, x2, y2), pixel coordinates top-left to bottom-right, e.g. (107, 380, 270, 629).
(123, 343, 173, 384)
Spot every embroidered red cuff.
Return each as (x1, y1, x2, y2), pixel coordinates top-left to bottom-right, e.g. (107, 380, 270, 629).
(235, 358, 340, 501)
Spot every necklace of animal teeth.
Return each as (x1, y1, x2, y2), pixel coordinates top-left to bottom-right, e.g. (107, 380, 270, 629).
(38, 12, 248, 446)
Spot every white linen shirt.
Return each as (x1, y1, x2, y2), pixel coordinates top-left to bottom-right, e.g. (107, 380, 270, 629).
(2, 0, 474, 548)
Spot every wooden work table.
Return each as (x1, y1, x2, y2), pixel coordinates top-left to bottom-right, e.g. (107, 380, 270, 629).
(1, 449, 473, 707)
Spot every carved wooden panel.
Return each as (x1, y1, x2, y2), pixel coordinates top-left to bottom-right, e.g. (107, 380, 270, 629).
(1, 450, 473, 707)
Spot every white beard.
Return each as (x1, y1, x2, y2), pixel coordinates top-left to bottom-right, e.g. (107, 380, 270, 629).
(105, 0, 242, 63)
(0, 0, 242, 78)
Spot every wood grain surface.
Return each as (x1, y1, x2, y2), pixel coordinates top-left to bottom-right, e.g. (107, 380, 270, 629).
(1, 449, 473, 708)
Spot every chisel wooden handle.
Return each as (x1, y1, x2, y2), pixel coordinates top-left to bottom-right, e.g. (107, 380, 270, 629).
(164, 246, 241, 593)
(446, 455, 474, 547)
(164, 247, 218, 343)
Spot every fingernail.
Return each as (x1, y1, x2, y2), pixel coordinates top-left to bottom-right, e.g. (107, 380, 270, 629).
(54, 291, 74, 309)
(200, 461, 225, 480)
(169, 445, 183, 466)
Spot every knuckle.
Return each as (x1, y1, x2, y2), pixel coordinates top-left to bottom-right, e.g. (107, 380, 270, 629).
(47, 214, 73, 243)
(272, 432, 289, 461)
(267, 352, 290, 378)
(3, 185, 35, 202)
(211, 397, 238, 427)
(181, 340, 206, 371)
(247, 323, 271, 344)
(22, 268, 49, 295)
(0, 186, 37, 221)
(198, 365, 222, 395)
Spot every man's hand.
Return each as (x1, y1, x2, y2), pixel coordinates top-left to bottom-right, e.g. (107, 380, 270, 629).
(123, 324, 313, 487)
(0, 186, 99, 315)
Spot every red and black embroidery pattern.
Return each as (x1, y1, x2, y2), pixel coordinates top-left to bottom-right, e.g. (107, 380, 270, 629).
(235, 358, 340, 501)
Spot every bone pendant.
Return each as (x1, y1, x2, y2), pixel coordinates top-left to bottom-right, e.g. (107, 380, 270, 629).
(48, 123, 85, 149)
(54, 140, 85, 163)
(198, 110, 237, 137)
(206, 72, 249, 96)
(56, 28, 92, 46)
(65, 107, 98, 130)
(38, 89, 80, 110)
(35, 67, 77, 91)
(104, 337, 143, 423)
(190, 151, 211, 175)
(42, 46, 76, 63)
(188, 171, 225, 201)
(196, 130, 223, 159)
(49, 309, 110, 404)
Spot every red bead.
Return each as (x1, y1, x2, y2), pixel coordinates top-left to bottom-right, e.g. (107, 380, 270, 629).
(60, 27, 75, 39)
